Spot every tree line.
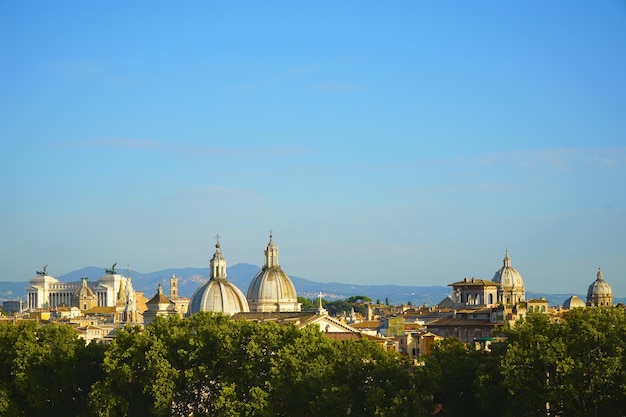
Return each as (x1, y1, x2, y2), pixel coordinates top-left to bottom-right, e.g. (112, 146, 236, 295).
(298, 295, 371, 316)
(1, 308, 626, 416)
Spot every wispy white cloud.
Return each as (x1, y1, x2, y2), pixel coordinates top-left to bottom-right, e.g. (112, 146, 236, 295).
(168, 186, 263, 201)
(314, 81, 362, 93)
(269, 65, 320, 82)
(174, 144, 310, 159)
(467, 147, 626, 173)
(63, 138, 166, 151)
(408, 181, 513, 195)
(47, 60, 133, 87)
(232, 60, 366, 94)
(231, 83, 259, 94)
(59, 138, 312, 160)
(229, 64, 321, 94)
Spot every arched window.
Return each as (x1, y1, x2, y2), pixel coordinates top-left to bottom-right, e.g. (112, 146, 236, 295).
(488, 293, 493, 304)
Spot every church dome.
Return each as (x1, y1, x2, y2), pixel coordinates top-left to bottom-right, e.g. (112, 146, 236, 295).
(587, 268, 613, 307)
(75, 277, 97, 311)
(563, 295, 585, 309)
(247, 233, 301, 312)
(146, 284, 176, 309)
(75, 277, 96, 299)
(188, 240, 249, 316)
(492, 250, 526, 305)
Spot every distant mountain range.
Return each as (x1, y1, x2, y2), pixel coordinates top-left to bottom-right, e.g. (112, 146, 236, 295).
(1, 264, 620, 307)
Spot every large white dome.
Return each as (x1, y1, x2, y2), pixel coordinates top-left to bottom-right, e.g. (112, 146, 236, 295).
(189, 279, 250, 315)
(188, 241, 249, 316)
(247, 234, 300, 312)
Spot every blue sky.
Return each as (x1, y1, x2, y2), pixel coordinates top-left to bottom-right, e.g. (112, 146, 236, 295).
(1, 1, 625, 296)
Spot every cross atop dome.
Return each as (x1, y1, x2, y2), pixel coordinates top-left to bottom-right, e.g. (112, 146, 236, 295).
(210, 235, 227, 280)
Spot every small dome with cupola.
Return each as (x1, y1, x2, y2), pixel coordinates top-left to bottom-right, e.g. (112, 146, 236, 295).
(492, 250, 526, 305)
(587, 268, 613, 307)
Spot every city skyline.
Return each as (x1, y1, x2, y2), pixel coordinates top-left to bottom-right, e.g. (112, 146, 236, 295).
(1, 2, 625, 296)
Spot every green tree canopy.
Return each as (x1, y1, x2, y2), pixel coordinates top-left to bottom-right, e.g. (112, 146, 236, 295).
(89, 312, 419, 416)
(0, 321, 104, 417)
(346, 295, 372, 303)
(470, 308, 626, 417)
(297, 296, 316, 310)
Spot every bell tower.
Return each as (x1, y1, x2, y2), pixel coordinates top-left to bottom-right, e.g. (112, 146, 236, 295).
(170, 274, 179, 300)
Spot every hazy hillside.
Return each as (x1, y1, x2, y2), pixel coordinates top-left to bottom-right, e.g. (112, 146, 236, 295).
(1, 264, 618, 307)
(1, 263, 450, 306)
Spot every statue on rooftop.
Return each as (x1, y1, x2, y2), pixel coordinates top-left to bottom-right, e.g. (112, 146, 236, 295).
(106, 263, 118, 275)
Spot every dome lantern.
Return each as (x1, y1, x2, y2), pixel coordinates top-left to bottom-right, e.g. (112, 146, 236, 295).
(210, 234, 227, 281)
(265, 231, 279, 268)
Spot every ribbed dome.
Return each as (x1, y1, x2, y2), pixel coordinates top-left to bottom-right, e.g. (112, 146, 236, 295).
(75, 277, 96, 299)
(188, 240, 249, 316)
(189, 279, 249, 315)
(247, 234, 301, 312)
(563, 295, 585, 309)
(587, 268, 613, 307)
(248, 268, 298, 302)
(492, 250, 526, 305)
